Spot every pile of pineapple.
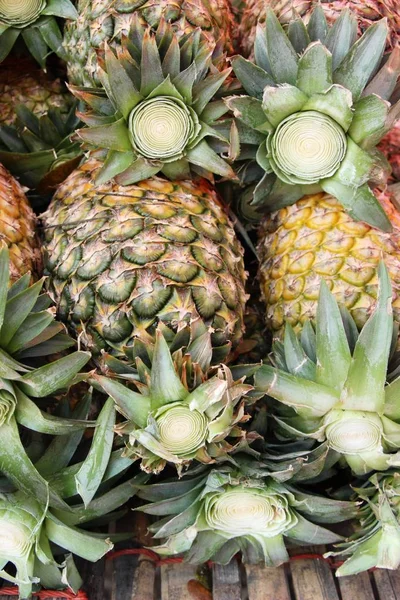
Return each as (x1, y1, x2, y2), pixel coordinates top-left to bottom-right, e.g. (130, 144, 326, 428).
(3, 0, 400, 596)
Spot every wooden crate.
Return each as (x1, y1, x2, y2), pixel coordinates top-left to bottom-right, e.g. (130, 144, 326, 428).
(3, 549, 400, 600)
(2, 515, 400, 599)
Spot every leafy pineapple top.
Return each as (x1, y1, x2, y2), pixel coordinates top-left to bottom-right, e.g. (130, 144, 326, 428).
(255, 262, 400, 476)
(0, 0, 77, 67)
(91, 322, 255, 474)
(0, 246, 91, 509)
(227, 7, 400, 231)
(326, 471, 400, 576)
(0, 101, 82, 191)
(70, 17, 236, 185)
(0, 394, 147, 598)
(136, 462, 355, 564)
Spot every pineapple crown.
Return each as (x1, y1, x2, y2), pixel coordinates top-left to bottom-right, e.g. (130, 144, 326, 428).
(135, 462, 355, 565)
(325, 471, 400, 576)
(0, 246, 93, 511)
(0, 102, 82, 192)
(69, 16, 236, 186)
(0, 392, 147, 598)
(0, 0, 77, 67)
(227, 6, 400, 231)
(90, 322, 255, 475)
(255, 262, 400, 477)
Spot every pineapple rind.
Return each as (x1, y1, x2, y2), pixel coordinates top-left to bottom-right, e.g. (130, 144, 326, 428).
(0, 164, 42, 282)
(43, 159, 247, 362)
(258, 192, 400, 335)
(0, 72, 72, 127)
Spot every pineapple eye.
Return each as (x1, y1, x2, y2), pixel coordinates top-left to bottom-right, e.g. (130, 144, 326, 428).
(268, 110, 347, 185)
(0, 0, 45, 26)
(128, 96, 196, 162)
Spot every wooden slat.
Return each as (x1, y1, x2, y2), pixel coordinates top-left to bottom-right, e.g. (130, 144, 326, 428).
(245, 564, 291, 600)
(110, 553, 138, 600)
(212, 562, 242, 600)
(290, 556, 339, 600)
(6, 553, 400, 600)
(373, 570, 400, 600)
(338, 571, 375, 600)
(131, 556, 157, 600)
(130, 512, 157, 600)
(81, 556, 107, 600)
(161, 563, 198, 600)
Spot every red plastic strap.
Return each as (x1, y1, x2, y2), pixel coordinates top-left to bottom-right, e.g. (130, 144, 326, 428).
(0, 587, 88, 599)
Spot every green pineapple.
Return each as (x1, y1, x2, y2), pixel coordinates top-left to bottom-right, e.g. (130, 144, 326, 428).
(43, 24, 247, 367)
(43, 160, 247, 366)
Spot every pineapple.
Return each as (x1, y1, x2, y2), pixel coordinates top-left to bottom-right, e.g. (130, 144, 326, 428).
(43, 22, 247, 366)
(0, 163, 42, 281)
(239, 0, 400, 58)
(228, 8, 400, 232)
(43, 159, 247, 365)
(63, 0, 236, 86)
(258, 190, 400, 336)
(0, 63, 72, 127)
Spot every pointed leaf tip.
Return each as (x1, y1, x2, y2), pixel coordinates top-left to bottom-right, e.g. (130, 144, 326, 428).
(150, 329, 188, 408)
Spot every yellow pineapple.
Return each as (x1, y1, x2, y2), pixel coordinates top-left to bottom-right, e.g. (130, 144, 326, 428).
(258, 191, 400, 336)
(0, 164, 42, 282)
